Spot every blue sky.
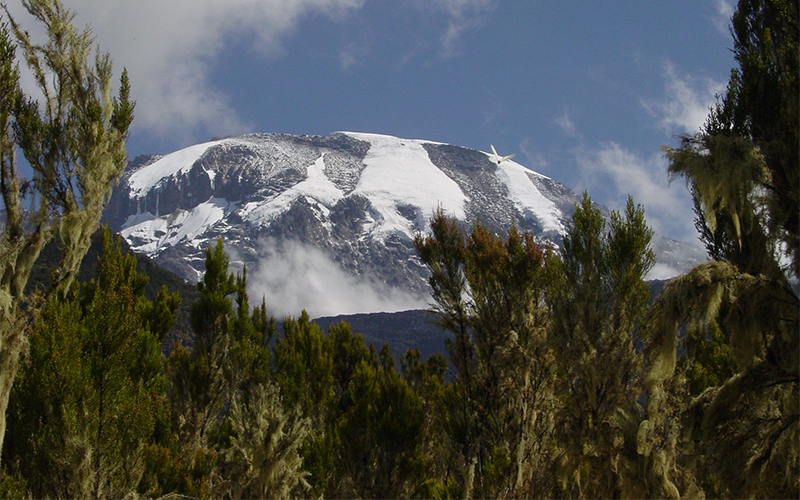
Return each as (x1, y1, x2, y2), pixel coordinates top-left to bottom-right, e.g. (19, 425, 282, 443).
(10, 0, 736, 243)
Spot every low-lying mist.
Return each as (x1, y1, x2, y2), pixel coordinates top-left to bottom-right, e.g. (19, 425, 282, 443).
(243, 238, 428, 319)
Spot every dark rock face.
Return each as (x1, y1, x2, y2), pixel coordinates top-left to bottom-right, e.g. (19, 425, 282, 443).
(104, 132, 705, 315)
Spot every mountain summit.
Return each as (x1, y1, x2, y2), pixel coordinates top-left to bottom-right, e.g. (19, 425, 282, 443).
(104, 132, 704, 316)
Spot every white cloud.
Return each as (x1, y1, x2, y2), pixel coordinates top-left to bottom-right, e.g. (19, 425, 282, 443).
(415, 0, 496, 58)
(554, 109, 577, 136)
(246, 238, 427, 318)
(439, 20, 471, 58)
(713, 0, 734, 34)
(428, 0, 494, 17)
(642, 61, 726, 136)
(6, 0, 366, 146)
(338, 48, 359, 70)
(576, 142, 699, 243)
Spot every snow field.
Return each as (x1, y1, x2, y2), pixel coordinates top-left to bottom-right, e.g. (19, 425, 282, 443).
(346, 132, 467, 240)
(239, 154, 344, 225)
(495, 160, 565, 234)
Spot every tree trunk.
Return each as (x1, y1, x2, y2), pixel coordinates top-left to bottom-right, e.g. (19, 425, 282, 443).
(0, 314, 25, 472)
(463, 453, 477, 500)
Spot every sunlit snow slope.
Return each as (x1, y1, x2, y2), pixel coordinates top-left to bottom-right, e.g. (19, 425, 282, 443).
(104, 132, 704, 316)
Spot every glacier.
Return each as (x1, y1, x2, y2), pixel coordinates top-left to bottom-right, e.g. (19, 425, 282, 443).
(105, 131, 706, 316)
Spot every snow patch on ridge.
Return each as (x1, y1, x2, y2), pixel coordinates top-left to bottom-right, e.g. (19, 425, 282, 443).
(240, 154, 344, 226)
(345, 132, 466, 240)
(121, 197, 236, 255)
(127, 140, 222, 197)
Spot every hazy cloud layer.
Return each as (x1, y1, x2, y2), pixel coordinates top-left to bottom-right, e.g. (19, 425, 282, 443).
(246, 239, 428, 318)
(642, 61, 726, 136)
(576, 142, 697, 243)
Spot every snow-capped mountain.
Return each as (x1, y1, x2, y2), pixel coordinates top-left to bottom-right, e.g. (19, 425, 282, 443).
(103, 132, 705, 317)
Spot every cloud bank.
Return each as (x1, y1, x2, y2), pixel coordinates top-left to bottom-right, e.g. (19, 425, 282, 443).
(245, 239, 428, 319)
(7, 0, 497, 148)
(570, 61, 727, 244)
(7, 0, 365, 146)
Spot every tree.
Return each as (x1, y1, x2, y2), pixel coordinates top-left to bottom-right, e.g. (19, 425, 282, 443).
(164, 239, 272, 497)
(4, 229, 177, 498)
(399, 348, 451, 497)
(651, 1, 798, 496)
(336, 352, 427, 499)
(271, 315, 434, 498)
(272, 312, 336, 497)
(414, 212, 554, 499)
(168, 240, 271, 446)
(0, 0, 134, 465)
(221, 381, 311, 499)
(167, 240, 235, 451)
(548, 194, 658, 499)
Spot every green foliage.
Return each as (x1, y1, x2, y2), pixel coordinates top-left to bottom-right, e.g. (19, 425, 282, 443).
(222, 382, 310, 499)
(270, 314, 441, 499)
(681, 320, 736, 396)
(401, 348, 447, 398)
(162, 239, 274, 497)
(0, 0, 134, 469)
(140, 444, 217, 499)
(655, 1, 799, 497)
(337, 356, 427, 498)
(168, 239, 271, 444)
(3, 0, 135, 295)
(665, 0, 798, 280)
(274, 311, 335, 420)
(549, 193, 656, 499)
(3, 229, 176, 498)
(414, 211, 555, 498)
(272, 315, 347, 497)
(0, 468, 26, 500)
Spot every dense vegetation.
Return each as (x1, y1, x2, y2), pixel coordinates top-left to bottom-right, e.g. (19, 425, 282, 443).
(0, 0, 797, 498)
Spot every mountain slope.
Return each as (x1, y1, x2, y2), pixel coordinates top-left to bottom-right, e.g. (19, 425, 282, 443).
(104, 132, 705, 317)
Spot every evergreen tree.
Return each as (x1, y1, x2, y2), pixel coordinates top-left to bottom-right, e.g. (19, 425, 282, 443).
(414, 212, 555, 499)
(399, 348, 453, 498)
(336, 351, 427, 499)
(4, 229, 177, 498)
(222, 381, 311, 499)
(167, 240, 236, 450)
(272, 312, 336, 497)
(651, 1, 798, 497)
(548, 194, 657, 498)
(0, 0, 134, 465)
(167, 240, 272, 447)
(163, 239, 272, 497)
